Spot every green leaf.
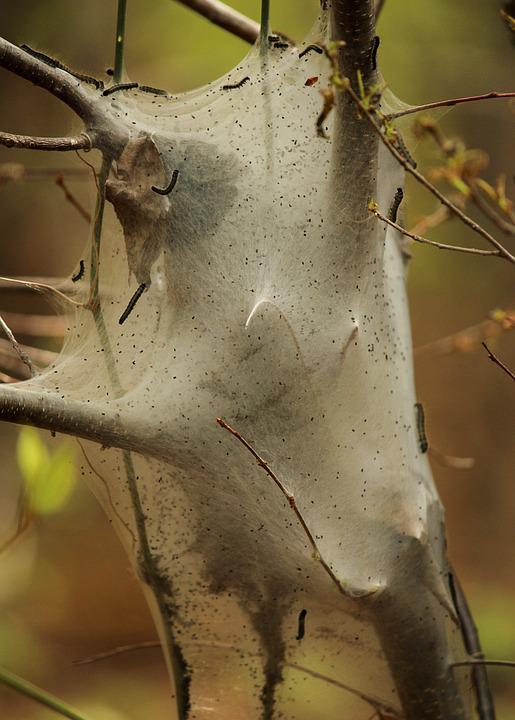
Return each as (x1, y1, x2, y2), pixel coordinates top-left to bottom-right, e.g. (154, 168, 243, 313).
(16, 428, 76, 515)
(28, 444, 76, 515)
(16, 427, 49, 484)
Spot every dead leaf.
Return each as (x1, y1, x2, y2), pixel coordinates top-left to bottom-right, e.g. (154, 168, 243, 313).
(106, 135, 169, 286)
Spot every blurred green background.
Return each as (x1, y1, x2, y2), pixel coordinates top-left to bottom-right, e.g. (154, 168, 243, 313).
(0, 0, 514, 717)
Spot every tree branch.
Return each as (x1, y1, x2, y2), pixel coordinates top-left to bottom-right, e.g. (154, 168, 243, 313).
(216, 417, 378, 600)
(343, 82, 515, 263)
(0, 314, 37, 377)
(482, 342, 515, 381)
(0, 385, 145, 453)
(0, 38, 128, 156)
(370, 206, 501, 258)
(0, 38, 99, 123)
(0, 131, 93, 152)
(173, 0, 260, 44)
(386, 91, 515, 120)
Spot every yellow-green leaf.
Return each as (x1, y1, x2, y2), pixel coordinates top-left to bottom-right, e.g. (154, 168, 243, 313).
(28, 444, 76, 515)
(16, 428, 49, 484)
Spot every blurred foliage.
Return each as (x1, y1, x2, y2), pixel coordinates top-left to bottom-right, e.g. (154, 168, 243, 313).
(17, 428, 76, 516)
(0, 1, 514, 718)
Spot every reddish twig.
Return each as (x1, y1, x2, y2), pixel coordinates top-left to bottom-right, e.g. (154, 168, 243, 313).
(216, 417, 376, 600)
(386, 91, 515, 120)
(370, 206, 500, 258)
(343, 82, 515, 264)
(482, 342, 515, 381)
(55, 173, 91, 223)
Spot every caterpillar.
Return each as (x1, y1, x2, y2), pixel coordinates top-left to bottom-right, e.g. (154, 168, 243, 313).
(395, 133, 417, 169)
(71, 259, 85, 283)
(388, 188, 404, 223)
(370, 35, 380, 70)
(103, 82, 139, 97)
(415, 403, 428, 453)
(222, 77, 250, 91)
(299, 44, 323, 59)
(139, 85, 169, 97)
(20, 44, 104, 89)
(296, 609, 307, 641)
(119, 283, 147, 325)
(152, 169, 179, 196)
(273, 42, 290, 50)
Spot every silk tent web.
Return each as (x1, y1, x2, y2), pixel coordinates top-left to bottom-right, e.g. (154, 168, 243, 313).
(13, 8, 468, 720)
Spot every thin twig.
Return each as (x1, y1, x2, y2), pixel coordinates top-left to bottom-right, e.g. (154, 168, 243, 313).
(0, 314, 37, 377)
(56, 174, 91, 222)
(173, 0, 260, 44)
(0, 311, 66, 338)
(216, 417, 373, 600)
(0, 667, 90, 720)
(452, 659, 515, 669)
(482, 342, 515, 381)
(0, 38, 98, 123)
(0, 131, 92, 152)
(370, 207, 500, 258)
(469, 182, 515, 237)
(0, 339, 57, 380)
(448, 570, 495, 720)
(386, 91, 515, 120)
(73, 638, 402, 718)
(74, 641, 160, 665)
(343, 82, 515, 263)
(0, 276, 81, 307)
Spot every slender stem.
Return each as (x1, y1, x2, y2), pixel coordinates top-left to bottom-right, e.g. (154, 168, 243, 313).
(370, 207, 500, 258)
(260, 0, 271, 49)
(0, 276, 80, 307)
(0, 132, 92, 152)
(0, 314, 37, 377)
(482, 342, 515, 381)
(216, 417, 377, 600)
(172, 0, 260, 44)
(113, 0, 128, 84)
(87, 156, 112, 313)
(73, 639, 402, 719)
(87, 153, 190, 719)
(56, 174, 92, 223)
(0, 667, 90, 720)
(386, 91, 515, 120)
(452, 659, 515, 669)
(469, 182, 515, 237)
(343, 82, 515, 263)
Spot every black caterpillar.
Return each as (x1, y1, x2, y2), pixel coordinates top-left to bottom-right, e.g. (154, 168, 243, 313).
(20, 44, 104, 89)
